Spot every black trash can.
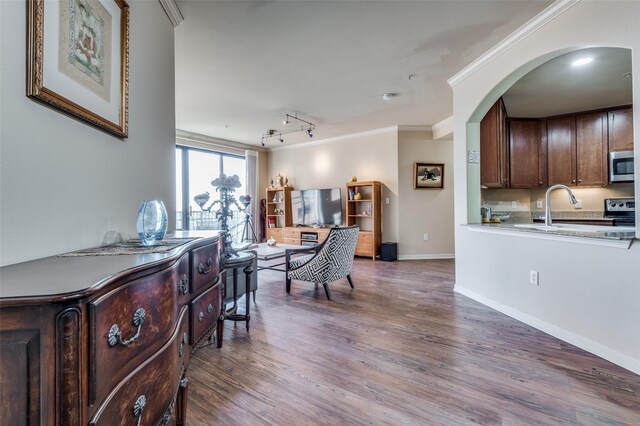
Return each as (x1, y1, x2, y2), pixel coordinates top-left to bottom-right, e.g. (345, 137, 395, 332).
(380, 242, 397, 261)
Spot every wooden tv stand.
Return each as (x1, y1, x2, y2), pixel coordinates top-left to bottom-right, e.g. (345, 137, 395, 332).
(282, 226, 331, 246)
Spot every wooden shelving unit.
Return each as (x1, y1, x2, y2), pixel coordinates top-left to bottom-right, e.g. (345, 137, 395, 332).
(346, 181, 381, 260)
(265, 186, 293, 243)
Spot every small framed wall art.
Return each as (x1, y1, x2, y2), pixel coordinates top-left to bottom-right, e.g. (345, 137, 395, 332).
(26, 0, 130, 138)
(414, 162, 444, 189)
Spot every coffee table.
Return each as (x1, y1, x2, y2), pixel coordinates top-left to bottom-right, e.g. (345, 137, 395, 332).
(252, 243, 312, 272)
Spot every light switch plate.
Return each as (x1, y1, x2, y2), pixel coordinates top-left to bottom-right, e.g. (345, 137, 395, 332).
(536, 200, 543, 209)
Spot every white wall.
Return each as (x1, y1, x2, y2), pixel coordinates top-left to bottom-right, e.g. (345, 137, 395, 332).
(397, 131, 454, 258)
(451, 0, 640, 373)
(268, 127, 456, 258)
(0, 1, 177, 266)
(268, 129, 400, 244)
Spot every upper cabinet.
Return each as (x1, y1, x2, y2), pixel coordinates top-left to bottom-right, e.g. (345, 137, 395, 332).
(481, 103, 632, 190)
(608, 107, 634, 152)
(547, 112, 608, 187)
(576, 112, 608, 186)
(547, 116, 576, 186)
(510, 119, 545, 189)
(480, 98, 509, 188)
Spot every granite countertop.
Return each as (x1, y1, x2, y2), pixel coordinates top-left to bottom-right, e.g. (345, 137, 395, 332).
(466, 223, 636, 245)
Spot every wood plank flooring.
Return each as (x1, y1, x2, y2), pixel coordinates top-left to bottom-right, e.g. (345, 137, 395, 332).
(185, 259, 640, 425)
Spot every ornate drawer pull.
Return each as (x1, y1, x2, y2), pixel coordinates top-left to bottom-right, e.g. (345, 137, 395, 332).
(197, 257, 213, 275)
(198, 311, 204, 322)
(207, 303, 213, 313)
(178, 342, 184, 358)
(133, 394, 146, 426)
(107, 308, 146, 347)
(178, 274, 189, 295)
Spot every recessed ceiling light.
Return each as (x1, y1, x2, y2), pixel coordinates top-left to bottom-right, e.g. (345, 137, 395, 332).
(382, 93, 395, 101)
(571, 57, 593, 67)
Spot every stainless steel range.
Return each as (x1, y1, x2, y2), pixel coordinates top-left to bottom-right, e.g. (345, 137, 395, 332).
(604, 197, 636, 227)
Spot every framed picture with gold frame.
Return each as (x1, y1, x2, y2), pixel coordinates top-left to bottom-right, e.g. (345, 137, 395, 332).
(414, 162, 444, 189)
(26, 0, 130, 138)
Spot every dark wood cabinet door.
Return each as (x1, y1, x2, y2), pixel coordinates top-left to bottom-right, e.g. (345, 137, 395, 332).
(608, 107, 634, 152)
(547, 116, 576, 186)
(576, 112, 608, 186)
(509, 119, 542, 188)
(480, 98, 508, 188)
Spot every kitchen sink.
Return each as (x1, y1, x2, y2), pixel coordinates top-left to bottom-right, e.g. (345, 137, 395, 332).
(513, 223, 635, 233)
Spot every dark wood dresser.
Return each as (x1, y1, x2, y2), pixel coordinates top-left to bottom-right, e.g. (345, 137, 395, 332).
(0, 232, 223, 425)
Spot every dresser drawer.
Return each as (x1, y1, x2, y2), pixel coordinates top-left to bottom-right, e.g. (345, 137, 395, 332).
(190, 282, 222, 351)
(89, 255, 188, 405)
(89, 307, 189, 426)
(191, 243, 220, 294)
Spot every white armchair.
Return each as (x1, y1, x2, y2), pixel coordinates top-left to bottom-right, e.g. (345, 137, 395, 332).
(284, 226, 359, 300)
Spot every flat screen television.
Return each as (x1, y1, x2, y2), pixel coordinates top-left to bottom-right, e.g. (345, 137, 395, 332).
(291, 188, 343, 227)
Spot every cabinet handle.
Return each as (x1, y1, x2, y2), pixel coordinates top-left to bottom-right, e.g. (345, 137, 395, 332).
(197, 258, 213, 275)
(539, 181, 543, 185)
(133, 395, 146, 426)
(198, 311, 204, 322)
(107, 308, 146, 347)
(572, 179, 576, 183)
(178, 274, 189, 295)
(578, 179, 582, 183)
(207, 303, 214, 313)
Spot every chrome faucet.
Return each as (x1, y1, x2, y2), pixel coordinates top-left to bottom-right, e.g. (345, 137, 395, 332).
(545, 184, 578, 226)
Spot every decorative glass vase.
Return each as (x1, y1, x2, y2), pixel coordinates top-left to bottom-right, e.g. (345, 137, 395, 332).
(136, 200, 168, 246)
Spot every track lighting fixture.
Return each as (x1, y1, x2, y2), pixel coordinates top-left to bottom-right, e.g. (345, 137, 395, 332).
(260, 113, 316, 146)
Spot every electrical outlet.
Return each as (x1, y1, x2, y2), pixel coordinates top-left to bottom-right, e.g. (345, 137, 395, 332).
(423, 233, 429, 241)
(529, 270, 539, 286)
(511, 201, 517, 209)
(536, 200, 543, 209)
(574, 199, 582, 209)
(385, 197, 390, 205)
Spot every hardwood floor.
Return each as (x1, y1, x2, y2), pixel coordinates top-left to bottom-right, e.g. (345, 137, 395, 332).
(185, 259, 640, 425)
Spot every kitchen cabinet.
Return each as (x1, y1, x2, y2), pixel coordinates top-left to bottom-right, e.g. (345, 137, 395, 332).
(509, 119, 545, 189)
(547, 116, 576, 186)
(576, 112, 608, 186)
(608, 107, 634, 152)
(547, 112, 608, 187)
(480, 98, 509, 188)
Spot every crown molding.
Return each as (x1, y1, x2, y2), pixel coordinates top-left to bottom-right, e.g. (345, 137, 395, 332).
(158, 0, 184, 27)
(447, 0, 581, 88)
(397, 125, 432, 132)
(269, 126, 398, 151)
(268, 124, 436, 152)
(176, 129, 267, 154)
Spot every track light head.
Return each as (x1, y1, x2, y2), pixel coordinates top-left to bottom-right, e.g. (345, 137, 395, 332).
(307, 128, 313, 138)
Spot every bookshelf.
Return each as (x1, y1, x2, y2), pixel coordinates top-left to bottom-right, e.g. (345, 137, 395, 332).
(346, 181, 381, 259)
(265, 186, 293, 243)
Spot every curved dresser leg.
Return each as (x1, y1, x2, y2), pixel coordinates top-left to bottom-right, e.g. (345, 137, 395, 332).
(175, 376, 189, 425)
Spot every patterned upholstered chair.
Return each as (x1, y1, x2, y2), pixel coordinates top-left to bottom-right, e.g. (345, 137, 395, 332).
(284, 226, 359, 300)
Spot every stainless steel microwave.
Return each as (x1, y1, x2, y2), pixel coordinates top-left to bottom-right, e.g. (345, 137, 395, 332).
(609, 150, 635, 183)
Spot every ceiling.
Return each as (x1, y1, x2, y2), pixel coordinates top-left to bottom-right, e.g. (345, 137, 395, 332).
(502, 47, 633, 118)
(174, 0, 551, 147)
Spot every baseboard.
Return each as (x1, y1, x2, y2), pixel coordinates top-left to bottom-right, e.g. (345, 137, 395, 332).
(398, 254, 455, 260)
(454, 285, 640, 375)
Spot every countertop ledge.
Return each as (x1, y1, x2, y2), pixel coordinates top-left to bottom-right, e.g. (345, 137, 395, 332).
(465, 223, 636, 249)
